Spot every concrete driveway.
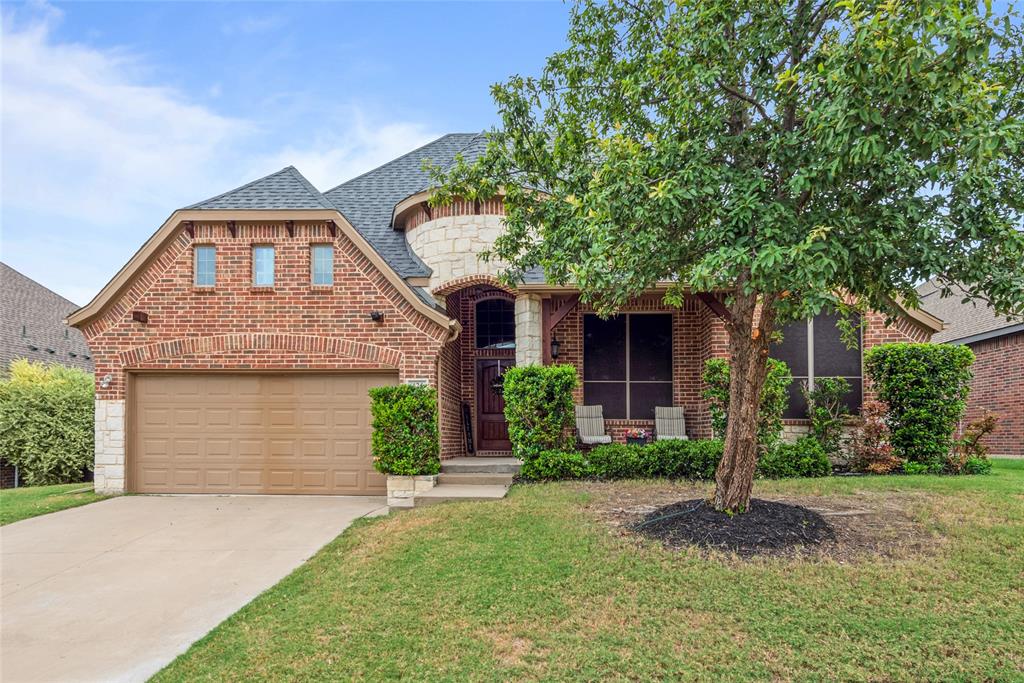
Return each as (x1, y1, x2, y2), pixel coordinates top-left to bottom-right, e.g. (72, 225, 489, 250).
(1, 495, 386, 683)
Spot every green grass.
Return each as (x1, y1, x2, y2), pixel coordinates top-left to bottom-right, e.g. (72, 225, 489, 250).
(155, 460, 1024, 682)
(0, 482, 106, 525)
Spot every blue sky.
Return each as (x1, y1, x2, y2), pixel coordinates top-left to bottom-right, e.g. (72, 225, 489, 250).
(1, 1, 571, 303)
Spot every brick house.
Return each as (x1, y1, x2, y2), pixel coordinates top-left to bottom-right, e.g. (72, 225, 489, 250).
(917, 280, 1024, 456)
(68, 133, 942, 496)
(1, 262, 95, 488)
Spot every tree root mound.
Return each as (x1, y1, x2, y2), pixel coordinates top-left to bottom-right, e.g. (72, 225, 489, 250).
(634, 498, 836, 557)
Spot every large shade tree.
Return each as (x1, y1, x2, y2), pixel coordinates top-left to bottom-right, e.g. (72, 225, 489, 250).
(431, 0, 1024, 512)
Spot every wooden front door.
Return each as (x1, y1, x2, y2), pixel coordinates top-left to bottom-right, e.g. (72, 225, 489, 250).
(476, 359, 514, 451)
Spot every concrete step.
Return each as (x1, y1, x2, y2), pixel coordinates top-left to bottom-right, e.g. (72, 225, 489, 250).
(440, 457, 522, 475)
(437, 472, 515, 486)
(414, 484, 510, 507)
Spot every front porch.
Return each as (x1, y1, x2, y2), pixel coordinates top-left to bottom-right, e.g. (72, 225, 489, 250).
(436, 279, 727, 459)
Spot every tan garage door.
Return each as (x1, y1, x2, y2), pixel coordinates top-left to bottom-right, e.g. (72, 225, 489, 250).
(131, 373, 395, 495)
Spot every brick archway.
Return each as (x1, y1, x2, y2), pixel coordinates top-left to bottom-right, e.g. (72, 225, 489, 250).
(432, 274, 516, 297)
(119, 333, 403, 368)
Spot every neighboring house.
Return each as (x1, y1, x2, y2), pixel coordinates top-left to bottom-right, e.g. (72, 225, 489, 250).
(1, 262, 95, 487)
(68, 133, 941, 496)
(917, 280, 1023, 456)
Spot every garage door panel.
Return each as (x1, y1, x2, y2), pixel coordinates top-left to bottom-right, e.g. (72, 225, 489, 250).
(131, 373, 393, 494)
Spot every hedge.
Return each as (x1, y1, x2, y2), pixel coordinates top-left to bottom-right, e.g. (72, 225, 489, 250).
(501, 364, 578, 464)
(369, 384, 440, 475)
(756, 436, 831, 479)
(864, 343, 974, 468)
(0, 360, 94, 485)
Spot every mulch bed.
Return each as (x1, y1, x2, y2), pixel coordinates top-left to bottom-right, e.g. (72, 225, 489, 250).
(633, 498, 836, 557)
(580, 482, 940, 561)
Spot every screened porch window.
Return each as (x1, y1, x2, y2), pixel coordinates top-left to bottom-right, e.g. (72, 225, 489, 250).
(770, 312, 863, 419)
(583, 313, 673, 420)
(475, 299, 515, 349)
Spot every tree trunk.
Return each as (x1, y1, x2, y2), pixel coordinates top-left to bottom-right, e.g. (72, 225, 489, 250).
(713, 293, 775, 513)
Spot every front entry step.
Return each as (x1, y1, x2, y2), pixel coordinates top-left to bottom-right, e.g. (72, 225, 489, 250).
(437, 472, 515, 486)
(439, 457, 522, 475)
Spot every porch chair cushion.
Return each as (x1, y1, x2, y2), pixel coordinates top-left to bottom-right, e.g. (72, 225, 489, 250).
(575, 405, 612, 445)
(655, 406, 689, 441)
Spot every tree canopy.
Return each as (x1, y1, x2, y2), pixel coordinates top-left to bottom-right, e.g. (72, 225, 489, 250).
(432, 0, 1024, 324)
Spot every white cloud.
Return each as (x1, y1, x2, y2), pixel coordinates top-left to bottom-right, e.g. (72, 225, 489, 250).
(252, 115, 439, 191)
(0, 4, 440, 302)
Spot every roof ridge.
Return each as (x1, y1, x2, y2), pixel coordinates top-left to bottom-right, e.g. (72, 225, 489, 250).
(323, 132, 479, 195)
(185, 166, 297, 210)
(283, 166, 332, 209)
(0, 261, 80, 308)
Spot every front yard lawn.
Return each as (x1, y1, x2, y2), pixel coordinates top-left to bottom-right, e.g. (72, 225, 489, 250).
(0, 482, 105, 525)
(156, 460, 1023, 681)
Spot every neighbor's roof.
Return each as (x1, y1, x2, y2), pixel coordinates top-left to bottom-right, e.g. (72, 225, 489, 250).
(186, 166, 334, 211)
(917, 279, 1024, 344)
(0, 262, 94, 373)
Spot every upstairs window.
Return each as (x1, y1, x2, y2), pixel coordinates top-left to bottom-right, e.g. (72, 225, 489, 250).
(475, 299, 515, 349)
(583, 313, 673, 420)
(194, 246, 215, 287)
(770, 312, 862, 419)
(253, 245, 275, 287)
(311, 244, 334, 285)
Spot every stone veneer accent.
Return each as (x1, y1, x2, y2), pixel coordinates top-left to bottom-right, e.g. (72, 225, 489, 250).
(515, 294, 543, 366)
(405, 214, 508, 291)
(386, 474, 437, 508)
(94, 399, 125, 494)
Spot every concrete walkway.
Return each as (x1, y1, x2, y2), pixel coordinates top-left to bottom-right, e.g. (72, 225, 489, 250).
(1, 495, 386, 683)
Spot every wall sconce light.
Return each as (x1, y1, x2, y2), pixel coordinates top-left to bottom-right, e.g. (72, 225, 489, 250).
(370, 311, 385, 323)
(550, 337, 561, 359)
(132, 310, 149, 324)
(100, 374, 113, 389)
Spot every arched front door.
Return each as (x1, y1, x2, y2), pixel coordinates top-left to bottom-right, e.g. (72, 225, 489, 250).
(474, 298, 515, 452)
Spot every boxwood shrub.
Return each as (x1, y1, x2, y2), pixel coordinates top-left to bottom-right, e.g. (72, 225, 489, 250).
(865, 343, 974, 468)
(587, 439, 725, 480)
(757, 436, 831, 479)
(502, 364, 578, 464)
(520, 449, 589, 480)
(0, 359, 94, 485)
(369, 384, 440, 476)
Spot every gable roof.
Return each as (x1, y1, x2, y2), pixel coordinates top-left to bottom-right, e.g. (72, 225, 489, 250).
(0, 262, 94, 373)
(917, 280, 1024, 344)
(324, 133, 481, 278)
(186, 166, 334, 210)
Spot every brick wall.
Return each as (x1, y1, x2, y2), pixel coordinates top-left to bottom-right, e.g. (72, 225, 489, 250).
(437, 291, 465, 459)
(0, 459, 15, 489)
(962, 331, 1023, 456)
(81, 221, 451, 400)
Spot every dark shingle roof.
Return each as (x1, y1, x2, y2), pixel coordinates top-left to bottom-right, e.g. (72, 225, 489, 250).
(186, 166, 333, 210)
(0, 263, 94, 373)
(324, 133, 482, 278)
(917, 280, 1024, 344)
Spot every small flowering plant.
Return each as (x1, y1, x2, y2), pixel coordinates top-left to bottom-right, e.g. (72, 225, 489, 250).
(625, 427, 648, 440)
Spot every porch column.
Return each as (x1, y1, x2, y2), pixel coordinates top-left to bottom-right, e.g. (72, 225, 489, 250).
(515, 294, 543, 366)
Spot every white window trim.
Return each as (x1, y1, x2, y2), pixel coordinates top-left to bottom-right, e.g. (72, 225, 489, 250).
(252, 245, 275, 287)
(194, 245, 216, 287)
(310, 244, 334, 285)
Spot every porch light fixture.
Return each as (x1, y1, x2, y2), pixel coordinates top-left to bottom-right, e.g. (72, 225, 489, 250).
(370, 311, 385, 323)
(100, 374, 113, 389)
(550, 336, 561, 359)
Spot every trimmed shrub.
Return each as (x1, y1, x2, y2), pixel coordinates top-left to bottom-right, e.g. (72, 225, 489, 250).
(641, 439, 723, 480)
(587, 443, 644, 479)
(962, 457, 993, 475)
(0, 359, 94, 485)
(520, 450, 589, 480)
(947, 412, 997, 474)
(757, 437, 831, 479)
(369, 384, 439, 475)
(702, 358, 791, 449)
(502, 364, 578, 464)
(865, 343, 974, 468)
(587, 439, 725, 480)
